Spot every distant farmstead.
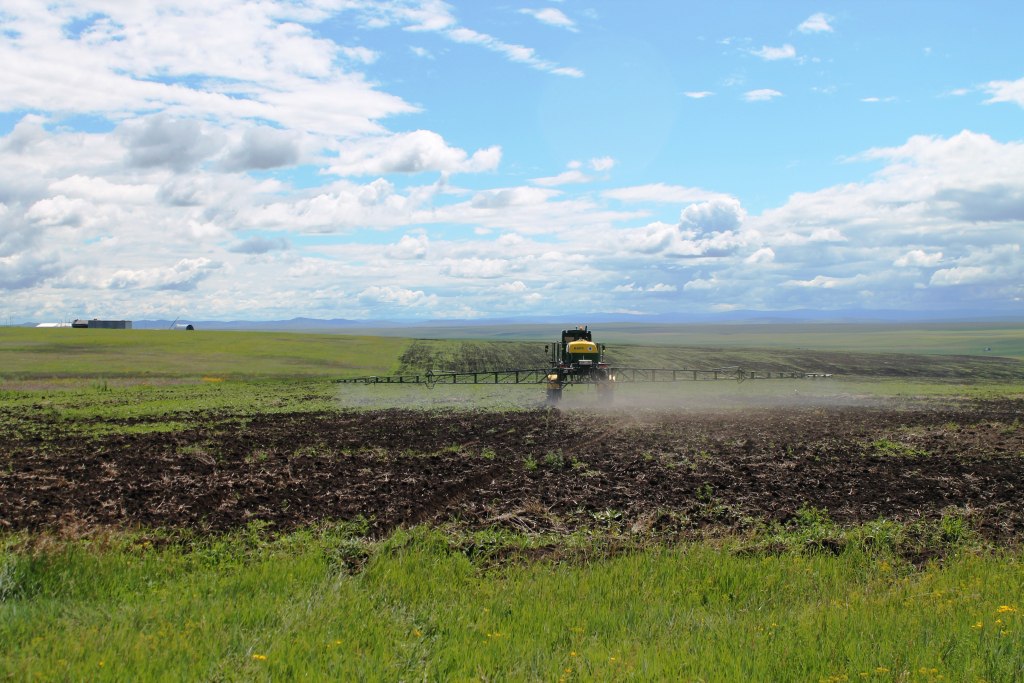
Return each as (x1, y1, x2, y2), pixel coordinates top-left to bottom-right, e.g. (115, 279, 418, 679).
(72, 319, 133, 329)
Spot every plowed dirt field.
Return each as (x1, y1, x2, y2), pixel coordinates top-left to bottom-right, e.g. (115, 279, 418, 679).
(2, 399, 1022, 540)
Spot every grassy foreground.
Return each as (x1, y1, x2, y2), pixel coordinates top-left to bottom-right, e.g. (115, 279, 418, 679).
(2, 527, 1023, 681)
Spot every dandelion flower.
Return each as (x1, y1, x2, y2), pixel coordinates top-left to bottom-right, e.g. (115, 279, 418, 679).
(996, 605, 1017, 613)
(252, 654, 267, 661)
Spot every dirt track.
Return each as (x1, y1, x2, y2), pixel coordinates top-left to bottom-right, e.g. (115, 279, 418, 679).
(2, 399, 1023, 540)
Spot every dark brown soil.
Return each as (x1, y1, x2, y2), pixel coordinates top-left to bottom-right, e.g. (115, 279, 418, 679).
(2, 399, 1023, 540)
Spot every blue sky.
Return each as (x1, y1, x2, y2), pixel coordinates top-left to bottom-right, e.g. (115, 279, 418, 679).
(1, 1, 1022, 321)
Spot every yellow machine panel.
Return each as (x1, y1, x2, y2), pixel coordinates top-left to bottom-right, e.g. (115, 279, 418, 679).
(566, 340, 598, 354)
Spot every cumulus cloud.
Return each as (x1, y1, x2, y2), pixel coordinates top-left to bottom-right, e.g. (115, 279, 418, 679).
(0, 252, 62, 289)
(385, 233, 429, 259)
(358, 285, 436, 308)
(982, 77, 1024, 107)
(469, 186, 557, 209)
(751, 44, 796, 61)
(328, 130, 501, 176)
(0, 3, 418, 137)
(120, 115, 223, 172)
(102, 258, 222, 291)
(798, 13, 834, 33)
(894, 249, 942, 267)
(679, 198, 746, 233)
(220, 127, 302, 172)
(684, 91, 714, 99)
(440, 257, 508, 278)
(745, 247, 775, 264)
(497, 280, 527, 293)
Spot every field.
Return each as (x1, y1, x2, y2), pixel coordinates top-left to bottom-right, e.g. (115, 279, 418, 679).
(2, 325, 1024, 680)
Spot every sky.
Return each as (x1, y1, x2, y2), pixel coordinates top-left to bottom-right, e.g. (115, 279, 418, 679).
(1, 0, 1023, 322)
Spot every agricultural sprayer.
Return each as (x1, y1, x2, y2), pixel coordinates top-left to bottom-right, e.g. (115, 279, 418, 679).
(337, 325, 829, 404)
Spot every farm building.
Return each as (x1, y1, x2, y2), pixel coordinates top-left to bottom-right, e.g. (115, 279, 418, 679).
(72, 319, 133, 329)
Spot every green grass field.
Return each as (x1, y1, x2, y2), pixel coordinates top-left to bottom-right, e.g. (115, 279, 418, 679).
(4, 526, 1022, 681)
(0, 328, 406, 379)
(2, 325, 1024, 680)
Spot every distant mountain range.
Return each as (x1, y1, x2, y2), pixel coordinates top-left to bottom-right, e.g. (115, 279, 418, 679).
(115, 309, 1024, 332)
(14, 309, 1023, 332)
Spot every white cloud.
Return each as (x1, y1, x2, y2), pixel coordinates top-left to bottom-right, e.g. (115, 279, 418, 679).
(385, 233, 429, 259)
(532, 169, 591, 186)
(894, 249, 942, 267)
(497, 280, 527, 293)
(357, 285, 437, 308)
(220, 126, 302, 172)
(784, 274, 868, 289)
(982, 77, 1024, 107)
(647, 283, 677, 292)
(589, 156, 615, 172)
(798, 13, 834, 33)
(328, 130, 501, 176)
(440, 257, 508, 279)
(101, 258, 222, 291)
(744, 89, 783, 102)
(604, 183, 732, 204)
(929, 266, 989, 286)
(679, 198, 746, 233)
(0, 252, 62, 289)
(745, 247, 775, 264)
(684, 91, 714, 99)
(520, 8, 577, 32)
(444, 24, 583, 77)
(751, 44, 796, 61)
(0, 3, 418, 138)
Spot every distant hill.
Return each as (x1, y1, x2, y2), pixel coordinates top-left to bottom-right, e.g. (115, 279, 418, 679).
(124, 309, 1024, 332)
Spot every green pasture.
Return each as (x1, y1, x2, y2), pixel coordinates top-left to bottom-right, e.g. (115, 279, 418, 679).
(0, 328, 404, 379)
(2, 526, 1023, 681)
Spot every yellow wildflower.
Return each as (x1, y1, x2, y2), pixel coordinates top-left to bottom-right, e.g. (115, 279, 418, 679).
(996, 605, 1017, 614)
(972, 621, 983, 630)
(875, 667, 890, 673)
(252, 654, 267, 661)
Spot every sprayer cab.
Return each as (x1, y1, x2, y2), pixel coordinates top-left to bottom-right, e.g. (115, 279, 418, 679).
(545, 325, 613, 404)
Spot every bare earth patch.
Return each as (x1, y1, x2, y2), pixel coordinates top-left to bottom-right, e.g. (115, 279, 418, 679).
(2, 399, 1022, 540)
